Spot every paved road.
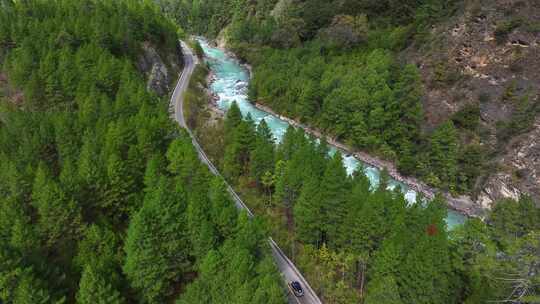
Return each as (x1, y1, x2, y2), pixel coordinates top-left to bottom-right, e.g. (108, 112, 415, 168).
(170, 41, 322, 304)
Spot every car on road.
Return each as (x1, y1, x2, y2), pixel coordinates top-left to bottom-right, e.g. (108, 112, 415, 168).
(289, 281, 304, 297)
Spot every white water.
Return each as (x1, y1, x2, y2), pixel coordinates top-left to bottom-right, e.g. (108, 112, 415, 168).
(199, 40, 466, 229)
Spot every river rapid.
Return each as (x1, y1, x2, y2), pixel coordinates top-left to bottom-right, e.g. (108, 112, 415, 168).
(198, 40, 466, 229)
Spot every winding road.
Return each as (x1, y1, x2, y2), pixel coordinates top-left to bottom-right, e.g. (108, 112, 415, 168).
(170, 41, 322, 304)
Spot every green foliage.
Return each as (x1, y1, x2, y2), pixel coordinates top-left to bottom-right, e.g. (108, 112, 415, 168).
(123, 177, 190, 303)
(176, 217, 286, 304)
(364, 275, 403, 304)
(321, 152, 349, 248)
(428, 121, 459, 190)
(497, 94, 539, 144)
(494, 18, 523, 44)
(76, 264, 125, 304)
(451, 103, 481, 131)
(294, 175, 324, 245)
(0, 1, 285, 303)
(219, 112, 515, 303)
(216, 96, 539, 303)
(249, 119, 275, 187)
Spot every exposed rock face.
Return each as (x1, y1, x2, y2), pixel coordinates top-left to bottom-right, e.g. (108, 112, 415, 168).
(479, 117, 540, 207)
(138, 42, 182, 96)
(403, 0, 540, 208)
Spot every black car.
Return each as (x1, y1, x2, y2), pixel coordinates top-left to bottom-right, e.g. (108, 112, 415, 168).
(289, 281, 304, 297)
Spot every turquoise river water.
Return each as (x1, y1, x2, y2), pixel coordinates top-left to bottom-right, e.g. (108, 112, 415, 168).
(199, 40, 466, 229)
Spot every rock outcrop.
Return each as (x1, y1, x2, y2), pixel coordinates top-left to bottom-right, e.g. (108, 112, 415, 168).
(479, 117, 540, 206)
(138, 42, 182, 96)
(403, 0, 540, 208)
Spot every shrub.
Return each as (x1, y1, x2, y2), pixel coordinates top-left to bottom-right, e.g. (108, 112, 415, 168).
(452, 103, 480, 131)
(494, 18, 523, 44)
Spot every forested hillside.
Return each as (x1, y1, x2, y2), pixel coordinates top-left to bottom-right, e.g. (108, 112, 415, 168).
(0, 1, 285, 303)
(187, 98, 540, 303)
(156, 0, 540, 303)
(158, 0, 540, 206)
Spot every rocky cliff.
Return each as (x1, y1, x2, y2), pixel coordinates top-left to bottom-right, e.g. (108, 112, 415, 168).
(403, 0, 540, 207)
(138, 42, 183, 96)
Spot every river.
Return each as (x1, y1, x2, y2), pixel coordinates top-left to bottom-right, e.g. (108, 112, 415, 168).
(198, 40, 466, 229)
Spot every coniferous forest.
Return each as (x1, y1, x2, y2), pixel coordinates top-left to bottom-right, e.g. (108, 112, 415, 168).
(1, 0, 539, 304)
(158, 0, 488, 194)
(0, 1, 285, 303)
(192, 100, 540, 304)
(161, 0, 540, 303)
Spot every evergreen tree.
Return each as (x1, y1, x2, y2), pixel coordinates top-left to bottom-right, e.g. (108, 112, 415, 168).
(294, 175, 324, 245)
(77, 264, 125, 304)
(208, 177, 237, 240)
(429, 121, 459, 189)
(398, 196, 454, 304)
(31, 164, 82, 248)
(166, 136, 200, 184)
(123, 177, 190, 303)
(320, 152, 349, 248)
(224, 140, 242, 180)
(103, 151, 135, 219)
(224, 101, 243, 144)
(13, 274, 56, 304)
(364, 275, 403, 304)
(391, 64, 423, 149)
(250, 119, 275, 187)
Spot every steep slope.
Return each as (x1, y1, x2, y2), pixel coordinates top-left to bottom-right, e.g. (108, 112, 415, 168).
(402, 0, 540, 206)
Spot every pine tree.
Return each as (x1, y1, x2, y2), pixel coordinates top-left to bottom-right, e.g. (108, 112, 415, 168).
(186, 174, 217, 259)
(276, 125, 301, 162)
(103, 151, 135, 218)
(208, 177, 237, 240)
(294, 175, 324, 245)
(429, 121, 459, 189)
(344, 172, 380, 253)
(250, 119, 275, 187)
(253, 257, 287, 304)
(235, 114, 257, 169)
(224, 101, 243, 144)
(143, 154, 165, 192)
(166, 136, 200, 184)
(78, 134, 104, 209)
(321, 152, 349, 248)
(123, 177, 190, 303)
(76, 265, 125, 304)
(224, 140, 242, 180)
(32, 164, 82, 248)
(75, 224, 122, 285)
(391, 64, 423, 148)
(13, 274, 57, 304)
(364, 275, 403, 304)
(398, 195, 454, 304)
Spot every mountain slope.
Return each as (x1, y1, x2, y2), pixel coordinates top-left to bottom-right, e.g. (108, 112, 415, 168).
(0, 1, 285, 303)
(161, 0, 540, 209)
(401, 0, 540, 207)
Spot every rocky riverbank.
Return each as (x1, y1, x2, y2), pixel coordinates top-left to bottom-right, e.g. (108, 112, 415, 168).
(253, 102, 484, 218)
(201, 38, 485, 219)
